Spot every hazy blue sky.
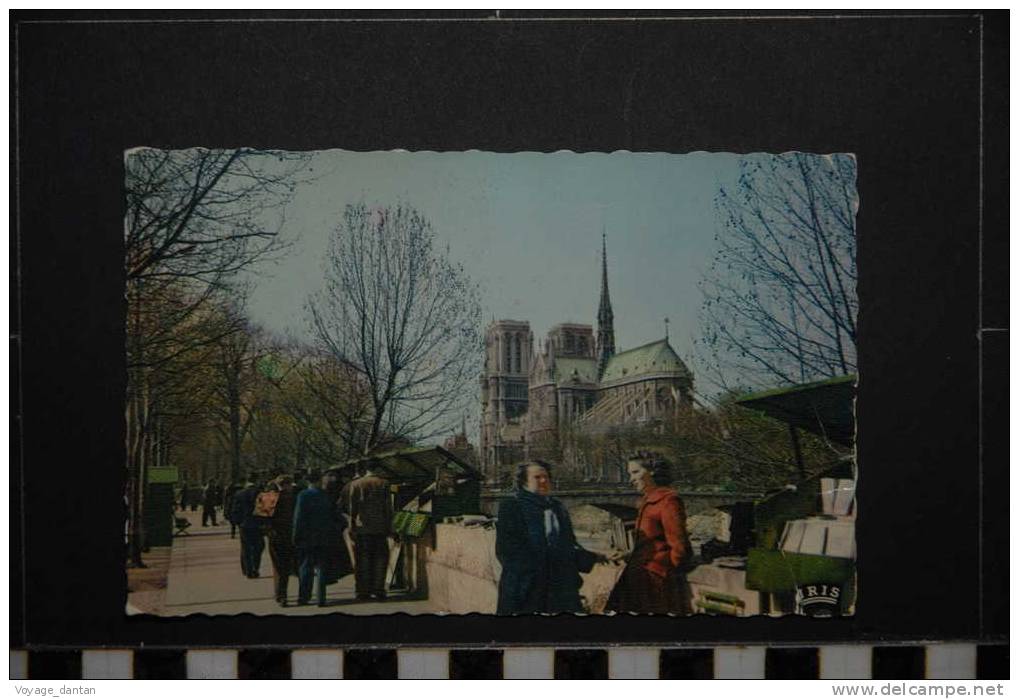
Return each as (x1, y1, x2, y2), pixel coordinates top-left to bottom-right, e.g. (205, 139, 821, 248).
(247, 150, 743, 392)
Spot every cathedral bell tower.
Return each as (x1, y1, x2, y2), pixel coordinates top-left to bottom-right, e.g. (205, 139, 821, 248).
(596, 233, 616, 377)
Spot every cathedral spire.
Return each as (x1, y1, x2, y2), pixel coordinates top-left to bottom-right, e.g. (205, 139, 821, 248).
(596, 232, 616, 377)
(599, 233, 609, 304)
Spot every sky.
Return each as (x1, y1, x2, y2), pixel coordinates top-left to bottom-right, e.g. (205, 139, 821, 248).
(246, 149, 743, 392)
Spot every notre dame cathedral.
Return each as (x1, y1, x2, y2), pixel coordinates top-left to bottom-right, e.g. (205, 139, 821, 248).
(479, 237, 694, 484)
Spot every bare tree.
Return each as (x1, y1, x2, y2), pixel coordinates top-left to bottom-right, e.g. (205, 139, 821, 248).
(125, 147, 308, 286)
(698, 153, 858, 390)
(307, 203, 483, 455)
(125, 147, 310, 381)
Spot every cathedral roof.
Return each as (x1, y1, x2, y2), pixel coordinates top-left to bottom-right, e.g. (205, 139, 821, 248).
(554, 357, 599, 385)
(600, 339, 691, 385)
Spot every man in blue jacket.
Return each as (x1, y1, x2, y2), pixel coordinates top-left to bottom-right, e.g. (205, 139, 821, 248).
(495, 460, 602, 615)
(292, 470, 345, 606)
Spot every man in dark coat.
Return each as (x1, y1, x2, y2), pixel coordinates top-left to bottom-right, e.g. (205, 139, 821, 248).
(222, 482, 242, 539)
(178, 482, 190, 512)
(292, 471, 347, 606)
(201, 480, 219, 527)
(495, 460, 601, 615)
(266, 475, 298, 607)
(344, 464, 392, 601)
(229, 481, 264, 578)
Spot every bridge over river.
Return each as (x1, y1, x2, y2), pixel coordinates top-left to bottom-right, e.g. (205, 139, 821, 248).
(479, 487, 765, 517)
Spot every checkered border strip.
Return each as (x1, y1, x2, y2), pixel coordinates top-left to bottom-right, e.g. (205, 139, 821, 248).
(8, 644, 1007, 679)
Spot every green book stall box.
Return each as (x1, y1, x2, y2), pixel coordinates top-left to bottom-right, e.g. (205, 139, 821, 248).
(144, 467, 179, 548)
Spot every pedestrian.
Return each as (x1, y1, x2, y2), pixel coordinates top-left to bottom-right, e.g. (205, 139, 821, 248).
(323, 468, 354, 588)
(179, 482, 190, 512)
(229, 480, 265, 578)
(606, 451, 693, 615)
(344, 462, 393, 601)
(292, 471, 347, 606)
(222, 482, 241, 539)
(201, 480, 219, 527)
(265, 475, 298, 607)
(495, 460, 603, 615)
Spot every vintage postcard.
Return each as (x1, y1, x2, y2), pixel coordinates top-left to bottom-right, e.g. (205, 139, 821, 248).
(124, 149, 858, 617)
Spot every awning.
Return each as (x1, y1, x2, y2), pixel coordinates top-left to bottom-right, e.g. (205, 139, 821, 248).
(335, 445, 482, 484)
(735, 375, 856, 447)
(147, 467, 179, 484)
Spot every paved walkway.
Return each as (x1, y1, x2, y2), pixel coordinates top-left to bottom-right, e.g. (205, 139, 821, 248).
(126, 546, 171, 615)
(162, 510, 438, 616)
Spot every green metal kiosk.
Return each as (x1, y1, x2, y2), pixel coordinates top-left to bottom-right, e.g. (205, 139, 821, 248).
(144, 466, 179, 548)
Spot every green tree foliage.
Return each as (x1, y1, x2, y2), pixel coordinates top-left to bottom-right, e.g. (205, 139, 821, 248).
(124, 148, 309, 565)
(562, 398, 844, 493)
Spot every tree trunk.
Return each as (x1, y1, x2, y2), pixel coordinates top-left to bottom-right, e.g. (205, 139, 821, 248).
(127, 376, 150, 568)
(126, 277, 147, 568)
(229, 387, 242, 482)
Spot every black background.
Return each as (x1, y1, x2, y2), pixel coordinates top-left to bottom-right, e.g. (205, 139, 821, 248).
(11, 11, 1009, 648)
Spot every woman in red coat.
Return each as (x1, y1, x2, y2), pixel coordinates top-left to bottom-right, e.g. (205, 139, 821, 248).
(608, 451, 693, 615)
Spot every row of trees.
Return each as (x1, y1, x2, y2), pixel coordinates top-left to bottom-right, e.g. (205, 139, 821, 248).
(553, 396, 843, 493)
(124, 148, 481, 566)
(125, 148, 308, 565)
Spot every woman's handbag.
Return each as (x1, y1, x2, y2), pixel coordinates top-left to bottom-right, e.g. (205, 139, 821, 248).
(253, 490, 281, 518)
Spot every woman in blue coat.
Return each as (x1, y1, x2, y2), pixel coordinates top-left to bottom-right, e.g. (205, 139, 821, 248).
(496, 461, 601, 615)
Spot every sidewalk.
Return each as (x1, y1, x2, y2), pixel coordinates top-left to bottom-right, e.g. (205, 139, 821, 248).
(126, 546, 171, 615)
(161, 510, 438, 616)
